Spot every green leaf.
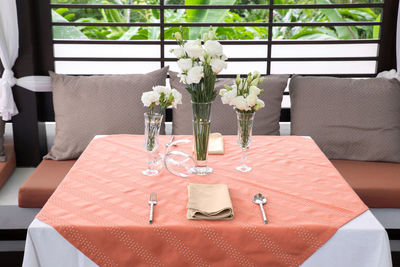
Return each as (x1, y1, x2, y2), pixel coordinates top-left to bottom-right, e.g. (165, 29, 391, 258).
(52, 10, 88, 40)
(56, 8, 69, 16)
(185, 0, 236, 39)
(119, 27, 139, 40)
(373, 14, 381, 39)
(64, 14, 75, 21)
(316, 0, 357, 40)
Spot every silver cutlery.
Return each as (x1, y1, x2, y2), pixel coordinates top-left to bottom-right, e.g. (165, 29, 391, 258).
(149, 192, 157, 224)
(253, 193, 268, 224)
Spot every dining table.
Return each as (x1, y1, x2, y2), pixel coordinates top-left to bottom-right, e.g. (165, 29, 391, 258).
(22, 135, 392, 267)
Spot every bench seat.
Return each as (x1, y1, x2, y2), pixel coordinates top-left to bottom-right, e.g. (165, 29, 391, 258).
(17, 158, 400, 209)
(0, 143, 16, 189)
(18, 160, 76, 208)
(331, 160, 400, 208)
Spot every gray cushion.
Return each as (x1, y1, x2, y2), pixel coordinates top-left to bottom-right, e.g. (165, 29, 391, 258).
(290, 75, 400, 163)
(46, 67, 169, 160)
(169, 71, 289, 135)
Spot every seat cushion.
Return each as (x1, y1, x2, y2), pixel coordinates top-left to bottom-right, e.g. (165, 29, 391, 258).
(0, 143, 16, 188)
(18, 160, 76, 208)
(45, 67, 168, 160)
(331, 160, 400, 208)
(290, 76, 400, 163)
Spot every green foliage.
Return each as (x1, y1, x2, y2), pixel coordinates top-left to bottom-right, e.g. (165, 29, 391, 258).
(185, 0, 236, 39)
(53, 0, 381, 40)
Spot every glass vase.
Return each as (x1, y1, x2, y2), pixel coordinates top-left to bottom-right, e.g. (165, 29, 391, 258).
(236, 111, 255, 172)
(190, 102, 213, 175)
(142, 112, 163, 176)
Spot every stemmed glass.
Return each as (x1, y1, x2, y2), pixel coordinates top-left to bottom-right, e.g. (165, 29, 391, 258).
(142, 112, 163, 176)
(236, 111, 255, 172)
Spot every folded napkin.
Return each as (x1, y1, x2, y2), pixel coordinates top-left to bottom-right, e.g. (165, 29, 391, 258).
(208, 133, 224, 155)
(187, 183, 234, 220)
(192, 133, 224, 155)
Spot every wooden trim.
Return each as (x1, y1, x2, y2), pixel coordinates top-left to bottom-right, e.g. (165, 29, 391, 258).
(377, 0, 398, 72)
(0, 252, 24, 267)
(0, 229, 27, 241)
(387, 229, 400, 240)
(12, 0, 48, 166)
(392, 252, 400, 267)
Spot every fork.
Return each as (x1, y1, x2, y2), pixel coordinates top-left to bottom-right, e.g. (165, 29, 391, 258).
(148, 192, 157, 224)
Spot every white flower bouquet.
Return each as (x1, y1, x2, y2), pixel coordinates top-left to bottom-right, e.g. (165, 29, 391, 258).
(171, 27, 227, 102)
(141, 86, 182, 158)
(170, 27, 228, 175)
(219, 71, 265, 172)
(219, 71, 265, 113)
(141, 85, 182, 114)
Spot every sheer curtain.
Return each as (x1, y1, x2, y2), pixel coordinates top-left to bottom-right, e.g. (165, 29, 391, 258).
(0, 0, 52, 121)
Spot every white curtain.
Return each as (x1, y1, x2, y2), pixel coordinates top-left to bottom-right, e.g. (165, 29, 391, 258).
(0, 0, 52, 121)
(377, 3, 400, 81)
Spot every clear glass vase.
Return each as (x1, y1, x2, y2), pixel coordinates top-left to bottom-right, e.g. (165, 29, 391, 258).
(236, 111, 255, 172)
(142, 112, 163, 176)
(190, 102, 213, 175)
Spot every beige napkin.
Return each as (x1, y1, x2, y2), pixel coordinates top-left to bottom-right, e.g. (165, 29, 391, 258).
(186, 183, 234, 220)
(208, 133, 224, 154)
(192, 132, 224, 155)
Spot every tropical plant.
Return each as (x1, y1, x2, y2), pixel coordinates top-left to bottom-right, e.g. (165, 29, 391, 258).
(52, 0, 382, 41)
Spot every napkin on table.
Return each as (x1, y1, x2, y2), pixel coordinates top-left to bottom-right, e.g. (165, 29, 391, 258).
(208, 132, 224, 155)
(192, 132, 224, 155)
(186, 183, 234, 220)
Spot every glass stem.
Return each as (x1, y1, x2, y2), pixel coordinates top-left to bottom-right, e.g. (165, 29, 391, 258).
(241, 147, 247, 167)
(147, 151, 153, 171)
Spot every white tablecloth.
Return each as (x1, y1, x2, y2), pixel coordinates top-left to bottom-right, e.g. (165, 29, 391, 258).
(22, 210, 391, 267)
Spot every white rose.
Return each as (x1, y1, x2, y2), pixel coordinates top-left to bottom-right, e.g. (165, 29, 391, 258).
(221, 54, 228, 61)
(249, 86, 261, 95)
(221, 87, 237, 105)
(171, 89, 182, 108)
(246, 93, 258, 107)
(210, 58, 227, 74)
(255, 99, 265, 110)
(186, 66, 204, 84)
(184, 41, 204, 59)
(231, 96, 249, 111)
(173, 46, 185, 58)
(204, 40, 223, 57)
(141, 91, 159, 107)
(153, 85, 171, 95)
(219, 88, 227, 96)
(177, 58, 193, 72)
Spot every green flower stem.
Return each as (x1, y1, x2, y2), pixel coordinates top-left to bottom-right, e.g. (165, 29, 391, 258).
(192, 102, 212, 163)
(145, 113, 163, 152)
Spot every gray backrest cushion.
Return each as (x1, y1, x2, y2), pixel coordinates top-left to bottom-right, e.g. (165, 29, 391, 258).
(290, 75, 400, 162)
(46, 67, 169, 160)
(169, 71, 289, 135)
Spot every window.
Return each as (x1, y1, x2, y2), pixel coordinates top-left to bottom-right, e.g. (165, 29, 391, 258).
(50, 0, 384, 78)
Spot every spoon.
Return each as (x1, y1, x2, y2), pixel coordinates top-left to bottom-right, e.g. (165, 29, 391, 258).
(253, 193, 268, 224)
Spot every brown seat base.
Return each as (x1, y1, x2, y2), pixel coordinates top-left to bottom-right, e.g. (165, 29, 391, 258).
(18, 158, 400, 208)
(18, 160, 76, 208)
(0, 143, 16, 189)
(331, 160, 400, 208)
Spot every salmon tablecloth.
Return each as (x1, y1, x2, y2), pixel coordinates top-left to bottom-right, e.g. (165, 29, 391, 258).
(36, 135, 368, 266)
